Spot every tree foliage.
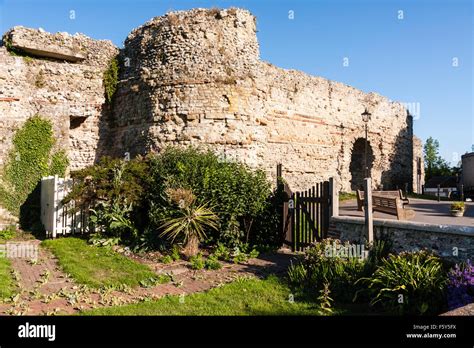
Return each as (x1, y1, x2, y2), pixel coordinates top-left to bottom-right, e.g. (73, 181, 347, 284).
(423, 136, 455, 180)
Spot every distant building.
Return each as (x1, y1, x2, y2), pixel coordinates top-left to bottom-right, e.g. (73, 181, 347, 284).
(461, 152, 474, 198)
(424, 176, 458, 198)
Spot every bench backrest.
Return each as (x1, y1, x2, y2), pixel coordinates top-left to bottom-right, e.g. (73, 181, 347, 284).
(372, 195, 404, 218)
(357, 189, 406, 200)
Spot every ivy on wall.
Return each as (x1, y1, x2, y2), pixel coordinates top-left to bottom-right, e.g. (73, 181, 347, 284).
(103, 56, 119, 103)
(0, 115, 69, 217)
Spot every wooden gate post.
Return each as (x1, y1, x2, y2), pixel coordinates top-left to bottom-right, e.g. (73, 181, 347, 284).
(364, 178, 374, 244)
(329, 177, 338, 217)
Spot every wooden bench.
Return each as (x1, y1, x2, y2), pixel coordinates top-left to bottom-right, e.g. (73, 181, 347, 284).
(371, 195, 415, 220)
(356, 189, 409, 211)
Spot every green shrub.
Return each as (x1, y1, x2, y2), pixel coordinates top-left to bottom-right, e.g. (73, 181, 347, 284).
(66, 156, 151, 239)
(0, 115, 68, 218)
(89, 201, 138, 241)
(359, 250, 448, 315)
(213, 243, 231, 261)
(0, 225, 16, 241)
(148, 146, 272, 248)
(287, 239, 384, 303)
(160, 255, 173, 264)
(287, 262, 308, 285)
(88, 234, 120, 248)
(204, 254, 222, 270)
(103, 57, 119, 102)
(171, 245, 181, 261)
(189, 252, 205, 270)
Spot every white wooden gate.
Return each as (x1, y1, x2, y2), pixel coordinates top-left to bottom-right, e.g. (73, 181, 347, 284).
(40, 175, 89, 238)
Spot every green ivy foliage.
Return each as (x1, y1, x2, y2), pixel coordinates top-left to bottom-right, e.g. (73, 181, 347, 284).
(0, 115, 68, 216)
(49, 150, 69, 176)
(103, 57, 119, 103)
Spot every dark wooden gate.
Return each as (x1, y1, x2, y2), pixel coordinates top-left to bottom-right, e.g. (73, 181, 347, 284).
(278, 164, 332, 252)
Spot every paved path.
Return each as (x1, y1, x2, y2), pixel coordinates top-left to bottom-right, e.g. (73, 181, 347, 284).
(339, 198, 474, 227)
(0, 241, 294, 315)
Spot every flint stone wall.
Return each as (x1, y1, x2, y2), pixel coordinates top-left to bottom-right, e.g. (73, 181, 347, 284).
(0, 8, 425, 195)
(329, 216, 474, 262)
(0, 26, 118, 171)
(111, 8, 424, 192)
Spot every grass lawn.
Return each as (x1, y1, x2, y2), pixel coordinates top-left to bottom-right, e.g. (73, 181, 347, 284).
(0, 257, 15, 299)
(82, 275, 334, 316)
(42, 237, 158, 288)
(339, 192, 356, 202)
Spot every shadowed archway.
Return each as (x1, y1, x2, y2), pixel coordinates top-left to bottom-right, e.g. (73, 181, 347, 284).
(350, 138, 374, 191)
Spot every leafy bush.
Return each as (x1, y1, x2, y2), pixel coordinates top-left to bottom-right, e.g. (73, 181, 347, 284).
(90, 201, 137, 241)
(88, 234, 120, 248)
(160, 255, 173, 264)
(213, 243, 231, 261)
(170, 245, 181, 261)
(67, 146, 280, 251)
(447, 260, 474, 310)
(66, 156, 151, 240)
(189, 252, 205, 270)
(359, 250, 448, 315)
(288, 239, 366, 301)
(0, 225, 16, 241)
(287, 239, 389, 304)
(148, 146, 272, 248)
(204, 254, 222, 270)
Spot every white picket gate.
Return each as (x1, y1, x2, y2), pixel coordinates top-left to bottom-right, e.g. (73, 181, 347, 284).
(40, 175, 89, 238)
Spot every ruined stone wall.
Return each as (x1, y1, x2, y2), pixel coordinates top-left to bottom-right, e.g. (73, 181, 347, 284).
(112, 8, 420, 192)
(0, 27, 117, 171)
(0, 8, 424, 195)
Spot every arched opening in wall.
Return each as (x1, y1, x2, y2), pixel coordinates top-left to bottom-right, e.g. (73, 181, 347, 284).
(349, 138, 374, 191)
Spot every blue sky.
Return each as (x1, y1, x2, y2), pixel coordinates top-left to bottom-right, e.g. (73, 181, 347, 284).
(1, 0, 472, 165)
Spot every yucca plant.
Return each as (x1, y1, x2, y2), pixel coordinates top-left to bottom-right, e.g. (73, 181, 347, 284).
(159, 202, 219, 258)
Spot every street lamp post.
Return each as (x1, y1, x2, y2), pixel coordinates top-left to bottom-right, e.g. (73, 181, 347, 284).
(361, 108, 373, 244)
(361, 108, 372, 179)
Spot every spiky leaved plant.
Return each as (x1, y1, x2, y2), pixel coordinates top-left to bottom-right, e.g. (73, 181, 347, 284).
(159, 188, 218, 258)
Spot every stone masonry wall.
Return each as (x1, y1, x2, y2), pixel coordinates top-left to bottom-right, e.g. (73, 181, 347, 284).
(0, 27, 117, 171)
(111, 8, 420, 192)
(329, 216, 474, 262)
(0, 8, 424, 196)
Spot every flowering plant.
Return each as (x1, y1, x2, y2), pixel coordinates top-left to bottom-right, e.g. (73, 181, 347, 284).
(447, 260, 474, 310)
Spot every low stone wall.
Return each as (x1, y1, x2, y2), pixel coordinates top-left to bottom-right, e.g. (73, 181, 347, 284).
(328, 216, 474, 262)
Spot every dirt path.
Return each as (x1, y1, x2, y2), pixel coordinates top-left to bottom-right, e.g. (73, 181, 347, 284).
(0, 241, 294, 315)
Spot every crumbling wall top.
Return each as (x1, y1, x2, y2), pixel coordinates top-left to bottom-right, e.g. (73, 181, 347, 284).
(2, 26, 117, 67)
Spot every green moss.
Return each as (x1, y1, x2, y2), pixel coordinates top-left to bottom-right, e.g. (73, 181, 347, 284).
(103, 57, 119, 103)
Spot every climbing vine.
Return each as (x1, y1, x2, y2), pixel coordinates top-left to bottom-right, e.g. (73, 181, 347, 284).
(103, 56, 119, 103)
(0, 115, 69, 216)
